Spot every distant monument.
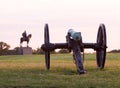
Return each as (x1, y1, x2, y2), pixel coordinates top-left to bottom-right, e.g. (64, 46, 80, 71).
(18, 30, 32, 55)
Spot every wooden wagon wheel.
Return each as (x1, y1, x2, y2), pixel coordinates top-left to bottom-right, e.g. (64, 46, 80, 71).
(44, 24, 50, 70)
(96, 24, 107, 69)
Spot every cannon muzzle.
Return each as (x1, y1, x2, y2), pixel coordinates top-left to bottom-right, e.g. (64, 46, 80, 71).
(68, 29, 82, 41)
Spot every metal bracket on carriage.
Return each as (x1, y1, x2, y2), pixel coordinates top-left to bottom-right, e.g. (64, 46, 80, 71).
(41, 43, 55, 52)
(93, 43, 107, 51)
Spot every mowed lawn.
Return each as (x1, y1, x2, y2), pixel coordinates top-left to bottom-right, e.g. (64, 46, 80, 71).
(0, 53, 120, 88)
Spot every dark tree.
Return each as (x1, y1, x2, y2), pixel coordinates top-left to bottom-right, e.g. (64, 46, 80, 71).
(0, 41, 10, 55)
(109, 49, 120, 53)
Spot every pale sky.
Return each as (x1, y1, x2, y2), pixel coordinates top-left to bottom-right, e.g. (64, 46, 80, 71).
(0, 0, 120, 52)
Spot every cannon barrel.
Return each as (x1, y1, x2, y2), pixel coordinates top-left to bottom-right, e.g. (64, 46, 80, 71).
(68, 29, 82, 41)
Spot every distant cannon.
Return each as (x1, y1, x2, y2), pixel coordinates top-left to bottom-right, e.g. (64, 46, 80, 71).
(41, 24, 107, 74)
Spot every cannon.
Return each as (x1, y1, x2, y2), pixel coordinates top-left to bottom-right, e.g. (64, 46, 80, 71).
(41, 24, 107, 74)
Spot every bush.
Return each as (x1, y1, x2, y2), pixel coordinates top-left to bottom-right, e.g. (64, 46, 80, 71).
(58, 49, 69, 53)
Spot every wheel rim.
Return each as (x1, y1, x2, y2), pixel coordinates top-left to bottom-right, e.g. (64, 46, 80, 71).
(44, 24, 50, 70)
(96, 24, 107, 69)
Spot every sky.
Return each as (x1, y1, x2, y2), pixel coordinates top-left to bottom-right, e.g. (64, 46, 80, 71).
(0, 0, 120, 52)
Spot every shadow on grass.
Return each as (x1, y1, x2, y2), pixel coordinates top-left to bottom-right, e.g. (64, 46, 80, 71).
(42, 67, 80, 75)
(42, 66, 108, 76)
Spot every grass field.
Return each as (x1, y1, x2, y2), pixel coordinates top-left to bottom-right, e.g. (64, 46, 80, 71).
(0, 53, 120, 88)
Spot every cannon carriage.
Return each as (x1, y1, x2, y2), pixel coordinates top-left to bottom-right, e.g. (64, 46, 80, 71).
(41, 24, 107, 74)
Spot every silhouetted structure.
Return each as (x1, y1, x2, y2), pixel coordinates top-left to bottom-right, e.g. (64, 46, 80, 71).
(20, 30, 32, 47)
(18, 31, 32, 55)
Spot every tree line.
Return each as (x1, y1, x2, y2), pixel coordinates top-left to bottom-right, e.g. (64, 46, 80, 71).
(108, 49, 120, 53)
(0, 41, 69, 55)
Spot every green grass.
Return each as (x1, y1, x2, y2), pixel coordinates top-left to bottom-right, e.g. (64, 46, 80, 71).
(0, 53, 120, 88)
